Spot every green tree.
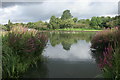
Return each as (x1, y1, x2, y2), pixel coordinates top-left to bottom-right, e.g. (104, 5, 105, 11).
(5, 20, 13, 31)
(49, 16, 61, 29)
(61, 10, 73, 20)
(90, 17, 102, 29)
(60, 19, 74, 28)
(8, 20, 12, 25)
(27, 22, 36, 28)
(73, 17, 78, 23)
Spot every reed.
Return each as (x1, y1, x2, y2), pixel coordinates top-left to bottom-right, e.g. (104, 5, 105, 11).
(2, 26, 48, 78)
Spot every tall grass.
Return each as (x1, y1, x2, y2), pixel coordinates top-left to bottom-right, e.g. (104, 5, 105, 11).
(2, 26, 48, 78)
(91, 29, 120, 79)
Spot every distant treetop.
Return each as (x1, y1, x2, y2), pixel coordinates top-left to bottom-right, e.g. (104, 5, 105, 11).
(61, 10, 73, 20)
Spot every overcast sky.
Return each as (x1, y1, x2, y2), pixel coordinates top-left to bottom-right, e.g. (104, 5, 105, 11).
(0, 0, 119, 24)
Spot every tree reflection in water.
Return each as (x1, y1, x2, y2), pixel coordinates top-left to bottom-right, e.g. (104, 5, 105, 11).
(48, 32, 95, 51)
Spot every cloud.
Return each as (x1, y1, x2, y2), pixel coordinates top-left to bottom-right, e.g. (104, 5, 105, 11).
(0, 0, 119, 24)
(43, 40, 93, 61)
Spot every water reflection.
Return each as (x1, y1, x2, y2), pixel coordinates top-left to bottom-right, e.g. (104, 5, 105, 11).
(24, 32, 101, 78)
(43, 40, 93, 61)
(43, 32, 96, 61)
(48, 32, 95, 50)
(45, 59, 101, 78)
(23, 62, 48, 78)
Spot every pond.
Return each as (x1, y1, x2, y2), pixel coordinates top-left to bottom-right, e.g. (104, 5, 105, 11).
(23, 32, 101, 78)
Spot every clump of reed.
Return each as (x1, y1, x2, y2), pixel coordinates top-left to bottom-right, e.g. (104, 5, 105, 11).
(2, 26, 48, 78)
(91, 29, 120, 79)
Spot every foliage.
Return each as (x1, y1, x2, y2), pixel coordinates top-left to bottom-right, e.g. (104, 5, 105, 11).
(75, 19, 90, 29)
(91, 30, 115, 52)
(60, 19, 74, 28)
(26, 21, 47, 30)
(53, 28, 102, 31)
(2, 26, 48, 78)
(4, 10, 119, 30)
(61, 10, 73, 20)
(49, 16, 61, 29)
(4, 20, 13, 31)
(91, 29, 120, 79)
(47, 32, 95, 50)
(73, 17, 78, 23)
(0, 24, 7, 31)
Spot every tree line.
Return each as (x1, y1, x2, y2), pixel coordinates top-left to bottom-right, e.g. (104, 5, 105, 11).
(1, 10, 120, 31)
(48, 10, 120, 29)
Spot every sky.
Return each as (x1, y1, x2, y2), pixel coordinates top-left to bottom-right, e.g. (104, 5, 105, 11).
(0, 0, 119, 24)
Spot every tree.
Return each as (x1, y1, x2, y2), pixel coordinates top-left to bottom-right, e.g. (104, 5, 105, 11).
(49, 16, 61, 29)
(27, 22, 36, 28)
(78, 19, 87, 24)
(4, 20, 13, 31)
(90, 17, 102, 29)
(8, 20, 12, 25)
(61, 10, 73, 20)
(60, 19, 74, 28)
(115, 16, 120, 26)
(73, 17, 78, 23)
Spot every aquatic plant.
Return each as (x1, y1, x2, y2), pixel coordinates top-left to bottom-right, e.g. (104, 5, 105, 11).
(91, 30, 115, 51)
(91, 29, 120, 79)
(2, 26, 48, 78)
(98, 44, 113, 69)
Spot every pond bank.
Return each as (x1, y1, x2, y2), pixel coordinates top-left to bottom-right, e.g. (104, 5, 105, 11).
(39, 30, 102, 33)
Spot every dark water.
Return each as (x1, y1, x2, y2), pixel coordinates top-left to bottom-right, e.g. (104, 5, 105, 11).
(23, 32, 101, 78)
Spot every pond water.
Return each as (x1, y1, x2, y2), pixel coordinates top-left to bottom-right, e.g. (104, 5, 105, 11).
(23, 32, 101, 78)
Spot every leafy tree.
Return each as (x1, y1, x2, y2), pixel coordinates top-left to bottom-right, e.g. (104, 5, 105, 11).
(60, 19, 74, 28)
(27, 21, 47, 30)
(99, 16, 112, 28)
(61, 10, 73, 20)
(75, 19, 90, 29)
(115, 16, 120, 27)
(73, 17, 78, 23)
(49, 16, 61, 29)
(27, 22, 36, 28)
(8, 20, 12, 25)
(90, 17, 102, 29)
(4, 20, 13, 31)
(78, 19, 87, 24)
(34, 21, 47, 30)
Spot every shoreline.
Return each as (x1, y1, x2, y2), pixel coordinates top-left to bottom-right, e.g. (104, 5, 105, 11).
(39, 30, 102, 33)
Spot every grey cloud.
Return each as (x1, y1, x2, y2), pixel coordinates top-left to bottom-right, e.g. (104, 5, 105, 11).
(0, 0, 118, 24)
(1, 2, 43, 8)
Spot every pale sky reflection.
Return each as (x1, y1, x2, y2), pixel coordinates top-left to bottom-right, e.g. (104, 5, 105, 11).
(43, 40, 94, 62)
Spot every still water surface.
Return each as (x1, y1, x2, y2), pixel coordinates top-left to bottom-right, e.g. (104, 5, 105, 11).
(24, 32, 101, 78)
